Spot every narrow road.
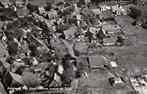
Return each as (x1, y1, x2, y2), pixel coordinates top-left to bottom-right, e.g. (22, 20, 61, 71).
(60, 39, 77, 58)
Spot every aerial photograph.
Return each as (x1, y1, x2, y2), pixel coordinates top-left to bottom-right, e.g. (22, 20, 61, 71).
(0, 0, 147, 94)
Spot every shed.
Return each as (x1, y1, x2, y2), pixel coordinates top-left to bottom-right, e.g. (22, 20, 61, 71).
(109, 61, 118, 68)
(109, 77, 124, 86)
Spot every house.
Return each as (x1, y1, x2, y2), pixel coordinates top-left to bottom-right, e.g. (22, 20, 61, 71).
(46, 9, 58, 19)
(63, 26, 77, 39)
(99, 4, 111, 11)
(103, 37, 118, 46)
(102, 24, 122, 34)
(112, 5, 127, 15)
(109, 61, 118, 68)
(49, 64, 65, 88)
(49, 73, 62, 88)
(109, 77, 124, 86)
(15, 0, 24, 7)
(88, 55, 107, 69)
(97, 28, 107, 40)
(0, 0, 10, 8)
(17, 7, 28, 18)
(38, 7, 45, 15)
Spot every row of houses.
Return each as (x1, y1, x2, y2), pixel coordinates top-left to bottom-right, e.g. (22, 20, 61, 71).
(99, 1, 127, 15)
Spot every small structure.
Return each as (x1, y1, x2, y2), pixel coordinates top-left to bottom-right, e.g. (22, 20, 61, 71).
(109, 61, 118, 68)
(109, 77, 124, 86)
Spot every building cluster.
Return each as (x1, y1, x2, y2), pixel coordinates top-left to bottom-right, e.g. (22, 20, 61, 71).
(0, 0, 146, 94)
(130, 75, 147, 94)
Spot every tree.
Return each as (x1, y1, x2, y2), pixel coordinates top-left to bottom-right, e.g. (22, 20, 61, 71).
(61, 54, 76, 86)
(28, 43, 39, 57)
(129, 7, 141, 19)
(7, 42, 19, 56)
(45, 1, 53, 11)
(62, 69, 75, 87)
(27, 3, 38, 12)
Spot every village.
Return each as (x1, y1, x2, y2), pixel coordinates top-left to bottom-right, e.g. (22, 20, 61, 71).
(0, 0, 147, 94)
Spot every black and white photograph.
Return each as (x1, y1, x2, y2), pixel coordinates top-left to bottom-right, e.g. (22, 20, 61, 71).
(0, 0, 147, 94)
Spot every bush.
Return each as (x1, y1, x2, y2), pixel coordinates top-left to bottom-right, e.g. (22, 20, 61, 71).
(7, 42, 19, 56)
(62, 69, 75, 87)
(27, 3, 38, 12)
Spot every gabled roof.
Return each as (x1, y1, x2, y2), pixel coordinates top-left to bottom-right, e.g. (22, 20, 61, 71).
(63, 26, 77, 38)
(57, 64, 64, 74)
(91, 9, 102, 15)
(49, 73, 62, 87)
(28, 35, 44, 47)
(38, 7, 45, 14)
